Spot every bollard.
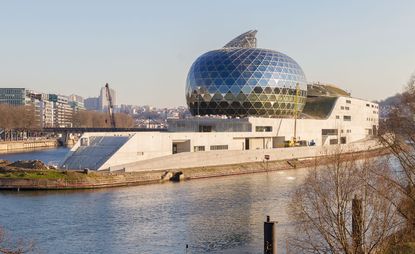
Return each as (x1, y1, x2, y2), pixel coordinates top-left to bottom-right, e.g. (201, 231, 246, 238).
(352, 195, 363, 254)
(264, 215, 278, 254)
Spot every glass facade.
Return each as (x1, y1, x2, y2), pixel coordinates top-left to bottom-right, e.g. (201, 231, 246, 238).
(186, 47, 308, 118)
(0, 88, 28, 106)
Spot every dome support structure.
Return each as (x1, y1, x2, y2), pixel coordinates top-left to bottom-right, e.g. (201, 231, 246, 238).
(223, 30, 257, 48)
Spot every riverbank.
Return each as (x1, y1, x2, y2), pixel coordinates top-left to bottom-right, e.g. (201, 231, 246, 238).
(0, 139, 58, 154)
(0, 147, 390, 190)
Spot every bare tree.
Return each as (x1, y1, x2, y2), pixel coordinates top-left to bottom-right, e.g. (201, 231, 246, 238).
(0, 104, 39, 140)
(288, 151, 403, 253)
(72, 110, 135, 128)
(377, 72, 415, 238)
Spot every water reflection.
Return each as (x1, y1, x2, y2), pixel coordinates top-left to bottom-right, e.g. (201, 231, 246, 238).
(0, 147, 70, 164)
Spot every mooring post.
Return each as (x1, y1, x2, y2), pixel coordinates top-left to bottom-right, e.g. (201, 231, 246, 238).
(264, 215, 277, 254)
(352, 195, 363, 254)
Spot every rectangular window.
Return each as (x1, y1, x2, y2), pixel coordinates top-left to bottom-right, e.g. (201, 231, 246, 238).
(341, 106, 345, 110)
(210, 145, 228, 150)
(255, 126, 273, 132)
(366, 104, 370, 107)
(346, 100, 351, 104)
(343, 116, 351, 121)
(336, 115, 340, 119)
(194, 146, 205, 152)
(322, 129, 338, 135)
(199, 125, 212, 132)
(330, 139, 338, 145)
(345, 106, 350, 110)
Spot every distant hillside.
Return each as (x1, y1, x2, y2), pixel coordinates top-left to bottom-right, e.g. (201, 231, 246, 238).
(378, 93, 403, 118)
(377, 72, 415, 118)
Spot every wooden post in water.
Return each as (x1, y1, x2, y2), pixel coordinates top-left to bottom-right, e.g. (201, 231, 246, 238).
(352, 195, 363, 254)
(264, 215, 277, 254)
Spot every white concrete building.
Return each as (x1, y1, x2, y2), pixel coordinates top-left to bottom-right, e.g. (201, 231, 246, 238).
(60, 93, 379, 171)
(60, 31, 380, 171)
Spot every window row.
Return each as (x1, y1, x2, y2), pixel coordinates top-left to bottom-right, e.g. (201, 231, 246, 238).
(366, 103, 379, 109)
(194, 145, 229, 152)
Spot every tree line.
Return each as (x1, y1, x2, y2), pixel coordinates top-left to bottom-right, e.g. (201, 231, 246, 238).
(72, 110, 135, 128)
(0, 104, 38, 130)
(0, 105, 135, 130)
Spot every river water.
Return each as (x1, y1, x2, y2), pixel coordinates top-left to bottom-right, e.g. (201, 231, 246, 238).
(0, 148, 308, 253)
(0, 147, 70, 165)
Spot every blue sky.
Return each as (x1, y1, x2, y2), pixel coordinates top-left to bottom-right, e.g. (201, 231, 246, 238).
(1, 0, 414, 106)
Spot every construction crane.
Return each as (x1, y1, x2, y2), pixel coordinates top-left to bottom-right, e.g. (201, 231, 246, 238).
(105, 83, 116, 128)
(290, 83, 300, 147)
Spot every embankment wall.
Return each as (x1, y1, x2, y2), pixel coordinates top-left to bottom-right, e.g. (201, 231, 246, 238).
(0, 147, 388, 190)
(0, 139, 58, 153)
(109, 139, 380, 172)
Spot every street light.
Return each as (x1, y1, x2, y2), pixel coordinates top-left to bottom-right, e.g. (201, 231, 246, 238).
(197, 86, 201, 116)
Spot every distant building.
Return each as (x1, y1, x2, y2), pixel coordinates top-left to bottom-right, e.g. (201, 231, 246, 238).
(68, 94, 85, 112)
(69, 101, 85, 112)
(62, 30, 380, 172)
(99, 86, 116, 112)
(28, 91, 54, 128)
(0, 88, 31, 106)
(49, 94, 73, 127)
(0, 88, 54, 128)
(39, 100, 54, 128)
(68, 94, 84, 104)
(84, 97, 99, 111)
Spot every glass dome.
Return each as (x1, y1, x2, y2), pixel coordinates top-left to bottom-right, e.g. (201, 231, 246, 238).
(186, 47, 308, 118)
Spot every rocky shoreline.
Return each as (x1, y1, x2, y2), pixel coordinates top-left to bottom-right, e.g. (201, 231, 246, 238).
(0, 148, 390, 190)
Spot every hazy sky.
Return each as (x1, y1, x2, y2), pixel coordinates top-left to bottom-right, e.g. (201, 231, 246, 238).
(1, 0, 414, 107)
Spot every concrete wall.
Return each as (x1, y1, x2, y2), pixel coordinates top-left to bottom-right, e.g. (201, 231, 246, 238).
(64, 96, 379, 171)
(247, 96, 379, 146)
(0, 139, 58, 153)
(109, 139, 380, 172)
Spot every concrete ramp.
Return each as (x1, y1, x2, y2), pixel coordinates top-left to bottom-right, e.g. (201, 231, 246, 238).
(60, 136, 130, 170)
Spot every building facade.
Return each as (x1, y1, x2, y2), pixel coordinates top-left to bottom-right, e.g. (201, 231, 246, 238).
(68, 94, 85, 112)
(186, 32, 307, 118)
(84, 97, 99, 111)
(49, 94, 73, 127)
(0, 88, 31, 106)
(61, 31, 380, 172)
(99, 86, 116, 112)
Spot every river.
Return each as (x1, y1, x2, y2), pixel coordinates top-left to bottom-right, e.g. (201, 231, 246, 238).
(0, 148, 308, 253)
(0, 147, 70, 165)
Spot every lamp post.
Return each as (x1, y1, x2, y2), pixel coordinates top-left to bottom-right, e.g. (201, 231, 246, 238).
(197, 86, 201, 116)
(197, 86, 201, 133)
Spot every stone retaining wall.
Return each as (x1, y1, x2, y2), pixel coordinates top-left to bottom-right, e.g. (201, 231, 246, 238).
(0, 147, 388, 190)
(110, 139, 380, 172)
(0, 139, 58, 153)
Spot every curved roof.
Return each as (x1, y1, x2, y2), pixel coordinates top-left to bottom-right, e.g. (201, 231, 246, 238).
(223, 30, 257, 48)
(301, 96, 338, 119)
(185, 47, 307, 118)
(307, 82, 350, 97)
